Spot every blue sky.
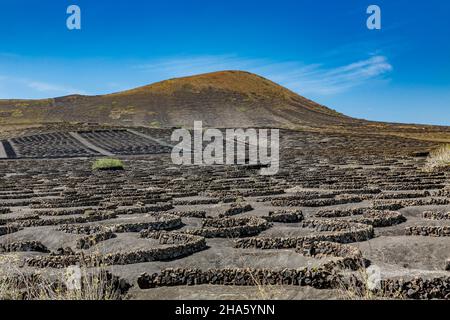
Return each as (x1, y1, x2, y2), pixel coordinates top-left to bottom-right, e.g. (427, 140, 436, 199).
(0, 0, 449, 125)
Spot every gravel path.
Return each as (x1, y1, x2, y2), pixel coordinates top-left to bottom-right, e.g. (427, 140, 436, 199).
(127, 129, 174, 148)
(0, 141, 7, 158)
(68, 132, 114, 156)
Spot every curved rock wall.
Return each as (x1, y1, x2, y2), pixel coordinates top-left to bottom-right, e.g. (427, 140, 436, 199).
(76, 231, 116, 249)
(406, 226, 450, 237)
(234, 222, 374, 249)
(423, 211, 450, 220)
(219, 203, 253, 218)
(110, 214, 182, 233)
(137, 267, 339, 290)
(26, 231, 207, 268)
(263, 210, 304, 223)
(349, 211, 406, 227)
(0, 241, 49, 253)
(186, 217, 270, 238)
(379, 277, 450, 299)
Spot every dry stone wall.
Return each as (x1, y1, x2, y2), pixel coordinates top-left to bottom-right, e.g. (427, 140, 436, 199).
(25, 231, 207, 268)
(186, 216, 270, 238)
(137, 267, 339, 290)
(219, 203, 253, 218)
(349, 211, 406, 227)
(379, 277, 450, 299)
(235, 221, 374, 249)
(406, 226, 450, 237)
(263, 209, 304, 223)
(423, 211, 450, 220)
(0, 241, 49, 253)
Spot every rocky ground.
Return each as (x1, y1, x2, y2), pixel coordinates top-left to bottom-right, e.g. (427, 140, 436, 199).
(0, 126, 449, 300)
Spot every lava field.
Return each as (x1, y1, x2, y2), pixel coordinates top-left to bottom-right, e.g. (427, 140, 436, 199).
(0, 127, 449, 299)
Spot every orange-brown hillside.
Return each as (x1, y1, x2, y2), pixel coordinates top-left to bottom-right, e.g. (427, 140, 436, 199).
(0, 71, 355, 128)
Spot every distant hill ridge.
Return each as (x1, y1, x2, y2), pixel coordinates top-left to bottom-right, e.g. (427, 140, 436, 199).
(0, 70, 357, 128)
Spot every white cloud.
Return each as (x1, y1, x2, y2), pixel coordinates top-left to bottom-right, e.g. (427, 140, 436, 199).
(26, 81, 86, 95)
(134, 55, 261, 77)
(0, 52, 22, 59)
(0, 54, 393, 99)
(135, 54, 393, 95)
(269, 55, 393, 95)
(0, 76, 87, 98)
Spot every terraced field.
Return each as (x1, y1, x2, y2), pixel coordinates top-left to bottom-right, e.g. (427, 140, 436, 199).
(0, 127, 449, 299)
(0, 129, 173, 159)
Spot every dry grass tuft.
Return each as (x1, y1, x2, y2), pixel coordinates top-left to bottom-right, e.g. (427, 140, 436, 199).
(0, 268, 128, 300)
(424, 144, 450, 171)
(0, 253, 129, 300)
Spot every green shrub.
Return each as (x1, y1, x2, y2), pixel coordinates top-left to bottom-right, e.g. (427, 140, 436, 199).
(149, 120, 161, 128)
(92, 158, 124, 171)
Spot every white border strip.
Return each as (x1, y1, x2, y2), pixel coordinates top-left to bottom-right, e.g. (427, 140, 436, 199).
(0, 141, 7, 159)
(126, 129, 174, 148)
(69, 132, 115, 156)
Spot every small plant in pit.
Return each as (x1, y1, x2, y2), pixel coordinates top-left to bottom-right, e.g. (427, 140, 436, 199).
(92, 158, 124, 171)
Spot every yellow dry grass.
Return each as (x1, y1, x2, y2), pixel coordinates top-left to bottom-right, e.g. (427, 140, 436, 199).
(425, 144, 450, 171)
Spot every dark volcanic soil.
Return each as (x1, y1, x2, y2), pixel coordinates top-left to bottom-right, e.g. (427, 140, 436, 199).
(0, 127, 449, 300)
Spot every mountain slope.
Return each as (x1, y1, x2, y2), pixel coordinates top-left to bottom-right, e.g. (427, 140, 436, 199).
(0, 70, 358, 128)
